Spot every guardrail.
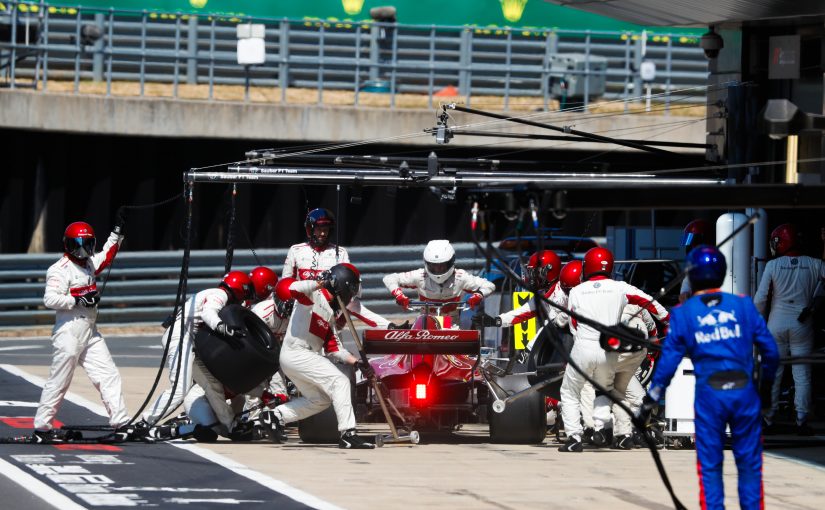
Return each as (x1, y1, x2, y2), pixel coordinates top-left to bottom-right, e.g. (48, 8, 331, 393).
(0, 243, 486, 327)
(1, 0, 708, 111)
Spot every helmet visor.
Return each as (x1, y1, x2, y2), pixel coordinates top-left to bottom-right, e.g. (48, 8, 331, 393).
(66, 237, 96, 259)
(426, 258, 454, 277)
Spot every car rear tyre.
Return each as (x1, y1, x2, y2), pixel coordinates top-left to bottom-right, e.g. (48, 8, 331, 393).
(488, 374, 547, 444)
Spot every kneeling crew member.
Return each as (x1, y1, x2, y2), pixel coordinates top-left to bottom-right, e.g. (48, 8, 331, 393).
(272, 263, 375, 449)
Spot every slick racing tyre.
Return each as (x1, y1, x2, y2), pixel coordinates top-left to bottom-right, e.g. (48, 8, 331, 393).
(194, 304, 280, 394)
(526, 329, 570, 400)
(488, 373, 547, 444)
(298, 362, 356, 444)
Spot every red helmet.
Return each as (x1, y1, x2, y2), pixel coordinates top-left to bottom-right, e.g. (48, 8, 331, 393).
(770, 223, 801, 257)
(582, 247, 613, 281)
(220, 271, 254, 302)
(63, 221, 96, 260)
(524, 250, 561, 289)
(682, 219, 712, 253)
(304, 208, 336, 249)
(559, 260, 583, 293)
(249, 266, 279, 300)
(275, 277, 296, 302)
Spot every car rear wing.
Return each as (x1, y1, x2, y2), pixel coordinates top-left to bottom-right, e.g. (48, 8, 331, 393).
(362, 329, 480, 355)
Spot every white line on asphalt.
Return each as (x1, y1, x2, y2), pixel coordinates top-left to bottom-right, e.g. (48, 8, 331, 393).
(0, 364, 347, 510)
(172, 443, 346, 510)
(0, 400, 39, 407)
(0, 345, 43, 352)
(765, 450, 825, 473)
(0, 457, 88, 510)
(0, 334, 158, 341)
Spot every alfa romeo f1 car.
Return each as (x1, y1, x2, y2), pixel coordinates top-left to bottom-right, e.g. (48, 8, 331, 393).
(354, 302, 548, 444)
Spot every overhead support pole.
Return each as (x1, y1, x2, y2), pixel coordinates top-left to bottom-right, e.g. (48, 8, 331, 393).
(446, 104, 679, 155)
(184, 167, 825, 210)
(191, 167, 719, 189)
(438, 129, 713, 149)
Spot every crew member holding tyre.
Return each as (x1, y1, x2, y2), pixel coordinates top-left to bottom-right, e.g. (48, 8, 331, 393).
(248, 266, 290, 411)
(558, 247, 669, 452)
(271, 263, 376, 449)
(140, 271, 252, 432)
(32, 217, 129, 443)
(385, 239, 495, 322)
(645, 246, 778, 509)
(283, 208, 389, 328)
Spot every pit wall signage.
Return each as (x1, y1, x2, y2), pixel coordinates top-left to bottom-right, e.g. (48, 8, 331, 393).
(512, 291, 536, 350)
(38, 0, 701, 33)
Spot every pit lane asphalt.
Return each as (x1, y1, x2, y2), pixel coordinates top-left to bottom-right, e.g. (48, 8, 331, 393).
(2, 334, 825, 510)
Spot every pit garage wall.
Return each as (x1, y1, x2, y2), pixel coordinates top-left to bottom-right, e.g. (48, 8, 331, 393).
(5, 129, 677, 253)
(707, 21, 825, 184)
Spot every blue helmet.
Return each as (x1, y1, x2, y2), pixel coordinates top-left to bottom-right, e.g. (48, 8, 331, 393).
(686, 245, 726, 292)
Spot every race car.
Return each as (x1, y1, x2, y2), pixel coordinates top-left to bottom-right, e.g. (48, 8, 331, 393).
(354, 302, 548, 443)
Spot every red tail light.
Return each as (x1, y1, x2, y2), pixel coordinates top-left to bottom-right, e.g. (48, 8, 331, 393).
(415, 384, 427, 400)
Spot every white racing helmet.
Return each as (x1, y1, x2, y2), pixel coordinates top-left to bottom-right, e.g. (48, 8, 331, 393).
(423, 240, 456, 284)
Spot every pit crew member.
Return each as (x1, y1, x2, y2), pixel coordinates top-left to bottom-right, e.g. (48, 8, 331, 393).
(385, 239, 495, 322)
(140, 271, 252, 430)
(283, 208, 389, 328)
(646, 245, 778, 510)
(271, 263, 376, 449)
(754, 224, 825, 435)
(558, 247, 669, 452)
(33, 218, 129, 442)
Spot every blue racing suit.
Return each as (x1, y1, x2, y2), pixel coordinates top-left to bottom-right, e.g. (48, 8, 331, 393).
(649, 291, 778, 510)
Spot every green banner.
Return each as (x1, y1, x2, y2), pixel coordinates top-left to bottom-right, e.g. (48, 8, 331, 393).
(36, 0, 700, 34)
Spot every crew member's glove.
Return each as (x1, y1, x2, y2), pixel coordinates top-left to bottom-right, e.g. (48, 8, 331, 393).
(388, 320, 411, 330)
(391, 288, 410, 309)
(275, 298, 293, 319)
(216, 322, 246, 338)
(466, 292, 484, 310)
(759, 379, 774, 410)
(75, 291, 100, 308)
(261, 391, 288, 407)
(472, 312, 501, 329)
(113, 207, 127, 236)
(638, 394, 658, 422)
(356, 359, 375, 380)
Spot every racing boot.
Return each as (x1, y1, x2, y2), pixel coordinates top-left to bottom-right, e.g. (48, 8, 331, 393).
(230, 422, 255, 442)
(761, 417, 779, 436)
(558, 435, 583, 452)
(339, 429, 375, 449)
(581, 427, 594, 444)
(591, 428, 612, 448)
(258, 410, 288, 443)
(191, 424, 219, 443)
(797, 420, 814, 437)
(611, 434, 634, 450)
(30, 429, 68, 444)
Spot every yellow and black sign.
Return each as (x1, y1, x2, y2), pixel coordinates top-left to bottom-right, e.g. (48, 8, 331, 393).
(512, 291, 536, 350)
